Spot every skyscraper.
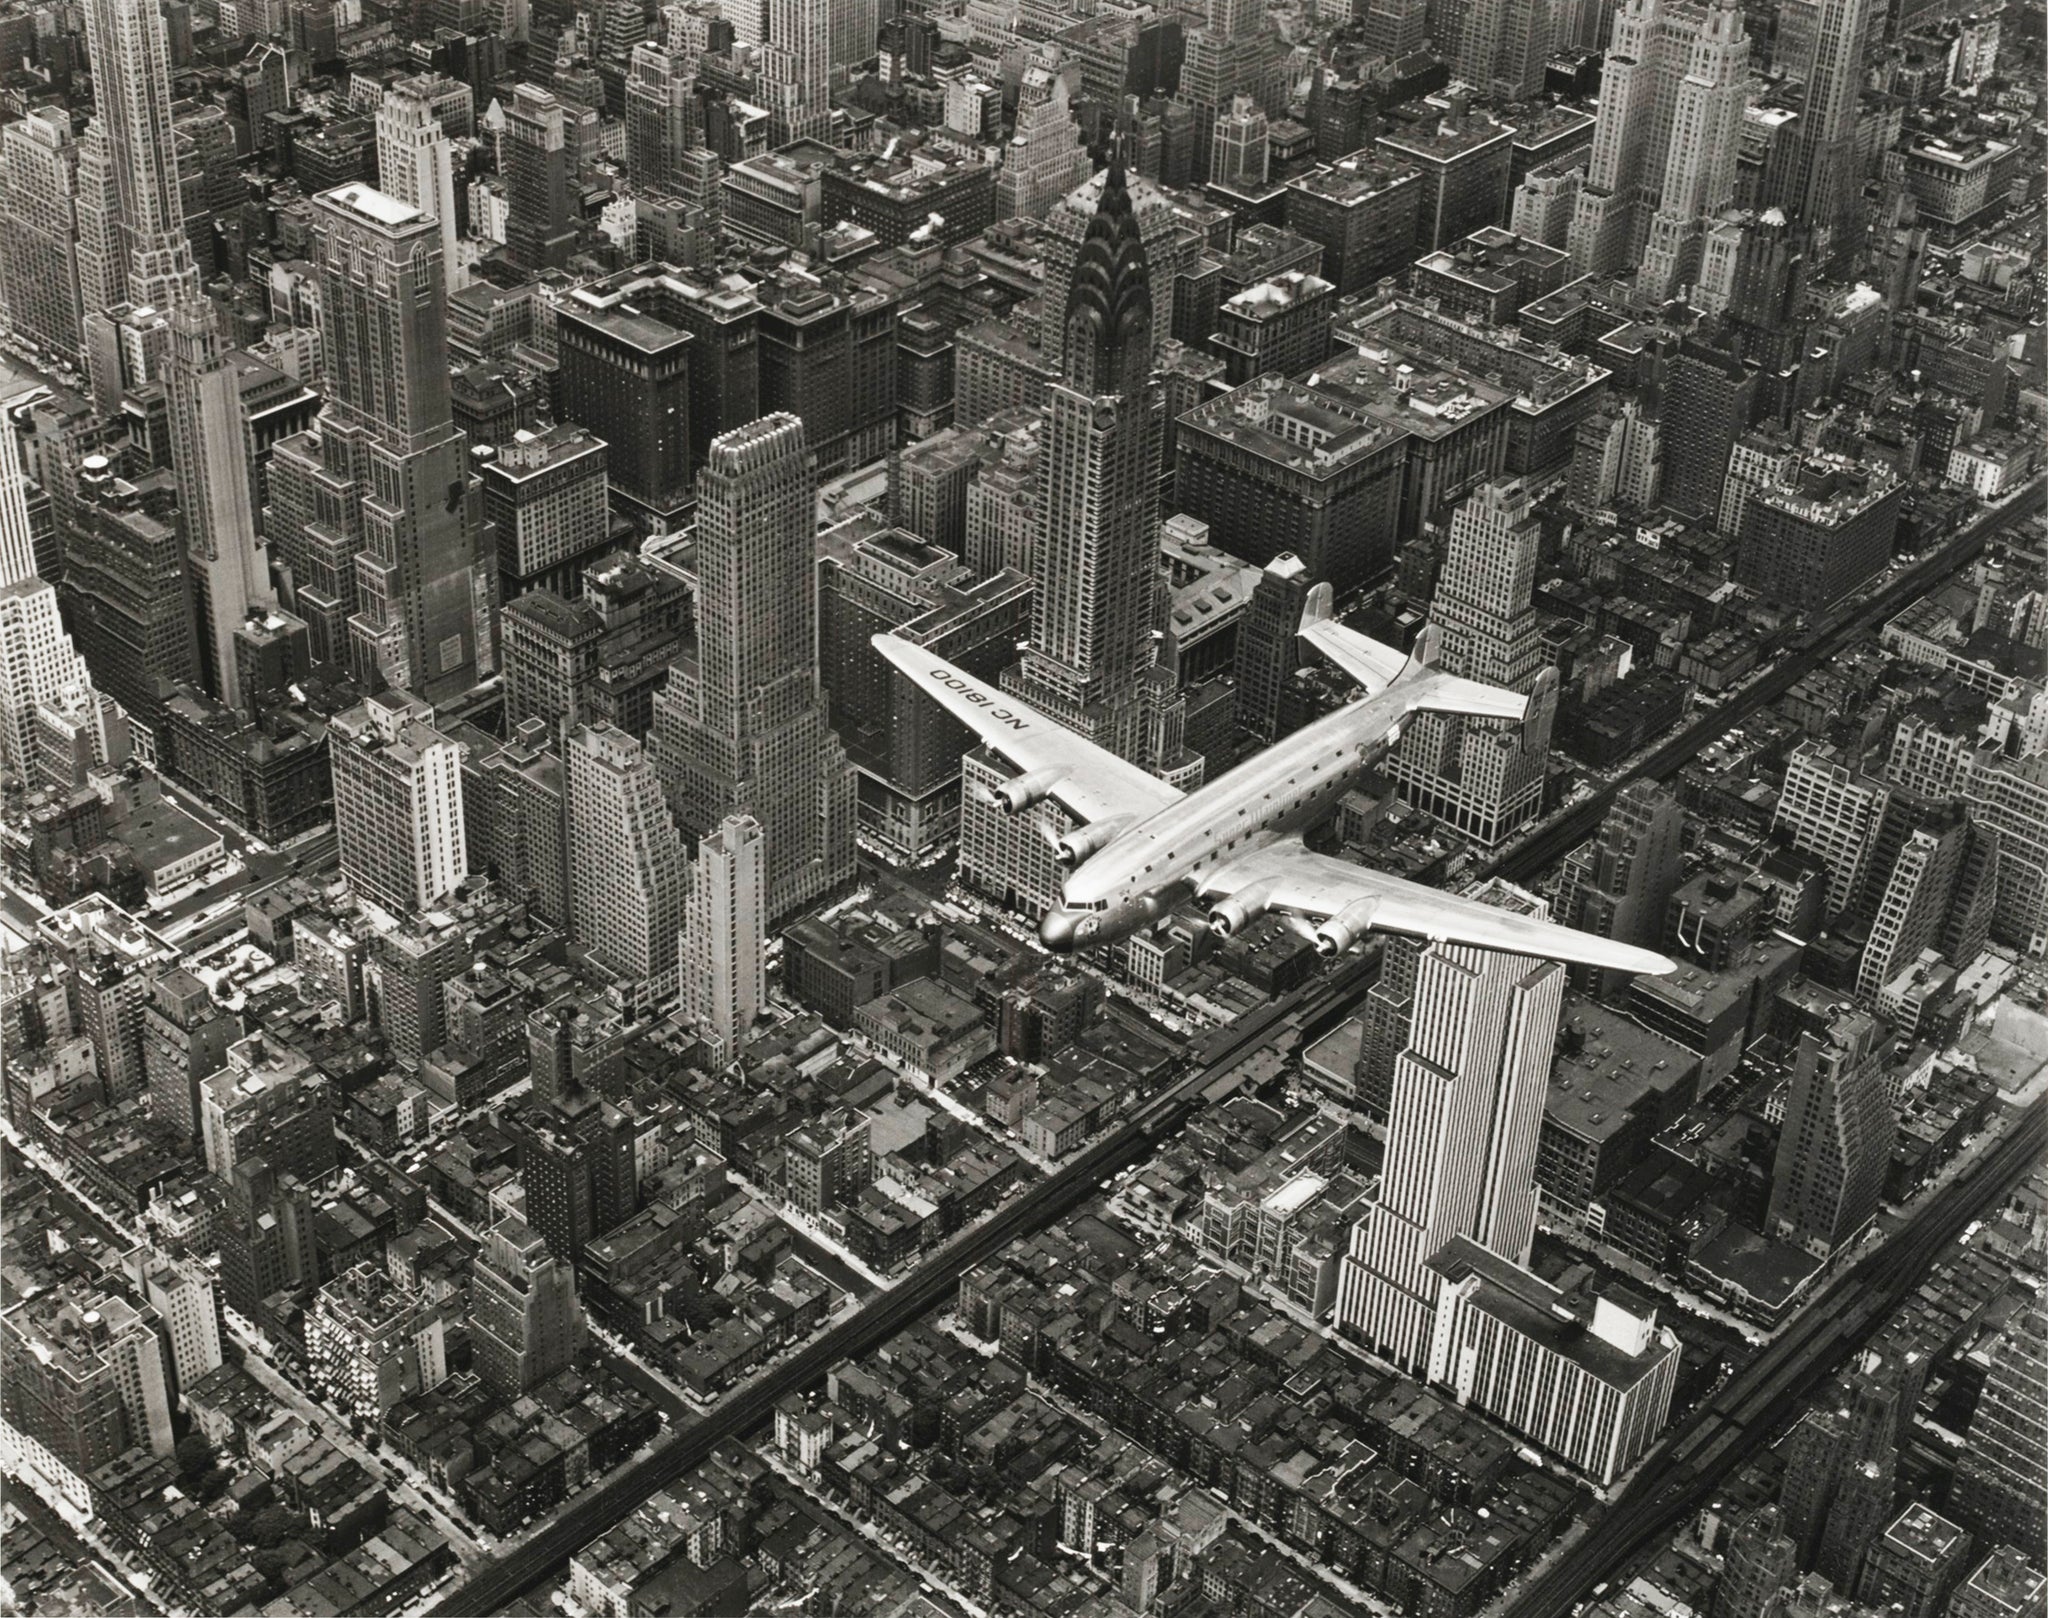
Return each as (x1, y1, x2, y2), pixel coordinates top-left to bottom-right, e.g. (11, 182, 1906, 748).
(1568, 0, 1749, 281)
(1766, 1007, 1894, 1258)
(683, 812, 766, 1060)
(0, 109, 87, 369)
(2, 1289, 175, 1477)
(1007, 158, 1169, 767)
(269, 183, 488, 694)
(0, 420, 95, 784)
(650, 413, 855, 923)
(1556, 781, 1687, 993)
(331, 690, 468, 914)
(1951, 1304, 2048, 1553)
(1714, 1505, 1796, 1618)
(1455, 0, 1552, 101)
(123, 1246, 224, 1402)
(1388, 479, 1557, 845)
(502, 85, 577, 270)
(1634, 0, 1750, 300)
(80, 0, 194, 312)
(1337, 882, 1564, 1371)
(566, 721, 688, 1002)
(470, 1214, 584, 1395)
(759, 0, 832, 145)
(140, 965, 236, 1145)
(1790, 0, 1872, 273)
(166, 298, 276, 711)
(377, 76, 466, 294)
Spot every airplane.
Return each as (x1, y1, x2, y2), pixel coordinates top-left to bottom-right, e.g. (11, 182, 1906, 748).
(873, 585, 1678, 978)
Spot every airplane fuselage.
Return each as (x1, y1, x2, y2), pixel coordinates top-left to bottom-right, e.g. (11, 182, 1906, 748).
(1039, 681, 1421, 951)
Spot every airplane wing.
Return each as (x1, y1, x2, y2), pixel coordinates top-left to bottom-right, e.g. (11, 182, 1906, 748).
(1298, 584, 1534, 725)
(873, 633, 1182, 826)
(1197, 841, 1676, 976)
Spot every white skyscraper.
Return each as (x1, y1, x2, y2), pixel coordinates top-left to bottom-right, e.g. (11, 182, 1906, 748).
(330, 690, 468, 914)
(0, 419, 95, 784)
(1568, 0, 1749, 283)
(1635, 0, 1750, 301)
(567, 721, 688, 1003)
(684, 811, 766, 1060)
(377, 78, 467, 293)
(1336, 881, 1564, 1371)
(760, 0, 832, 143)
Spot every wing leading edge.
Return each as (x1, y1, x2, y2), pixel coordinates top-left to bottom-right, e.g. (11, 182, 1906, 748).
(872, 634, 1182, 827)
(1199, 841, 1677, 977)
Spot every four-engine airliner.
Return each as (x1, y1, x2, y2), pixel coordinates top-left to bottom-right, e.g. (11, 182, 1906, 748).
(874, 586, 1677, 977)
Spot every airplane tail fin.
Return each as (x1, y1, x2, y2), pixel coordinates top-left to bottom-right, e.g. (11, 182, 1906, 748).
(1299, 582, 1335, 633)
(1396, 623, 1441, 683)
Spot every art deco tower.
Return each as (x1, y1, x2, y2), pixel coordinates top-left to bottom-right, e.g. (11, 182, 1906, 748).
(84, 0, 276, 711)
(650, 413, 855, 923)
(1006, 156, 1165, 766)
(1568, 0, 1749, 285)
(1635, 0, 1750, 301)
(1336, 882, 1564, 1371)
(269, 183, 489, 697)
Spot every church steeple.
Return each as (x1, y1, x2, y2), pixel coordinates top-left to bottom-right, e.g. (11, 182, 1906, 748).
(1061, 151, 1153, 399)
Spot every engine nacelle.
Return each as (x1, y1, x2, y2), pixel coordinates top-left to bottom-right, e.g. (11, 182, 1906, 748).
(985, 766, 1069, 816)
(1054, 816, 1129, 868)
(1312, 897, 1382, 958)
(1207, 881, 1276, 941)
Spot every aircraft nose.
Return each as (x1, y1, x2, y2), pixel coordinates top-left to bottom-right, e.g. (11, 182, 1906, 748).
(1040, 908, 1086, 951)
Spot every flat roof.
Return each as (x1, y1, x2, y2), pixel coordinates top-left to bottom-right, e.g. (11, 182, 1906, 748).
(321, 182, 423, 227)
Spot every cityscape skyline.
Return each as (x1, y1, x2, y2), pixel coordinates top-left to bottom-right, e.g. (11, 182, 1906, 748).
(0, 0, 2041, 1612)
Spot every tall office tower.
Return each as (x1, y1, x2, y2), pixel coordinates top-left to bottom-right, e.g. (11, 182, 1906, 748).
(331, 690, 468, 914)
(0, 109, 86, 368)
(819, 532, 1033, 861)
(1233, 554, 1311, 750)
(1455, 0, 1551, 101)
(1570, 0, 1745, 279)
(479, 423, 611, 602)
(1567, 398, 1663, 511)
(0, 423, 94, 784)
(166, 298, 276, 712)
(123, 1247, 223, 1400)
(199, 1032, 338, 1182)
(623, 39, 697, 191)
(140, 965, 235, 1144)
(828, 0, 880, 68)
(1634, 0, 1749, 300)
(307, 1262, 449, 1423)
(1855, 809, 1999, 1003)
(650, 414, 854, 923)
(217, 1158, 317, 1327)
(1388, 480, 1557, 846)
(377, 77, 466, 295)
(470, 1214, 584, 1396)
(503, 85, 577, 270)
(1005, 158, 1167, 768)
(1211, 96, 1270, 188)
(1766, 1006, 1893, 1258)
(1951, 1304, 2048, 1552)
(1336, 882, 1564, 1371)
(2, 1289, 174, 1477)
(1773, 739, 1891, 920)
(1715, 1505, 1796, 1618)
(1783, 1355, 1924, 1590)
(1663, 338, 1759, 525)
(73, 127, 124, 364)
(759, 0, 832, 145)
(509, 1093, 650, 1260)
(1039, 161, 1191, 384)
(1556, 781, 1686, 992)
(81, 0, 198, 311)
(995, 48, 1090, 222)
(566, 721, 687, 1002)
(270, 183, 486, 693)
(1789, 0, 1870, 273)
(682, 812, 765, 1059)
